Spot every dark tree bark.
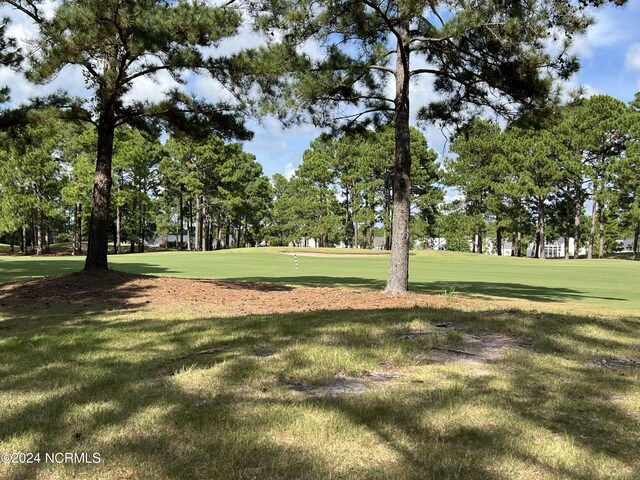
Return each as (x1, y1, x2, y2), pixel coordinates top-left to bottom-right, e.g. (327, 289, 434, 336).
(564, 218, 570, 260)
(588, 198, 597, 259)
(73, 203, 79, 255)
(385, 24, 411, 293)
(633, 222, 639, 260)
(36, 214, 44, 256)
(573, 194, 582, 259)
(216, 214, 223, 250)
(496, 227, 502, 256)
(21, 225, 25, 254)
(179, 190, 184, 250)
(85, 106, 115, 269)
(195, 196, 202, 251)
(598, 204, 605, 259)
(78, 204, 83, 254)
(202, 212, 209, 251)
(115, 204, 122, 254)
(187, 199, 192, 251)
(9, 232, 14, 252)
(477, 232, 483, 255)
(537, 199, 546, 259)
(138, 204, 145, 253)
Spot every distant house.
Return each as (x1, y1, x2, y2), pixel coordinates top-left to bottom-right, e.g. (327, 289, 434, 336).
(615, 239, 634, 253)
(523, 237, 587, 258)
(289, 238, 318, 248)
(414, 238, 446, 250)
(146, 234, 195, 248)
(372, 236, 386, 250)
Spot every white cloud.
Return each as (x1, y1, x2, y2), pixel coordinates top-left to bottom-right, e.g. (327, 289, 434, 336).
(625, 43, 640, 71)
(192, 75, 238, 104)
(284, 160, 298, 179)
(570, 7, 628, 59)
(122, 70, 181, 104)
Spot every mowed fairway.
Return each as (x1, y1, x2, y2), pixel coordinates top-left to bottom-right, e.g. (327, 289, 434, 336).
(1, 247, 639, 313)
(0, 249, 638, 479)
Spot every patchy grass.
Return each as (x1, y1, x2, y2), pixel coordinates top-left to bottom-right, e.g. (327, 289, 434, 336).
(0, 271, 638, 480)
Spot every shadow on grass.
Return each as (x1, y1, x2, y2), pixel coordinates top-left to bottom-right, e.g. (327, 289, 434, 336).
(0, 258, 631, 305)
(217, 275, 627, 304)
(0, 296, 638, 479)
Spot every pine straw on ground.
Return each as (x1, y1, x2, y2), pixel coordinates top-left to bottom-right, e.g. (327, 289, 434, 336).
(0, 269, 486, 317)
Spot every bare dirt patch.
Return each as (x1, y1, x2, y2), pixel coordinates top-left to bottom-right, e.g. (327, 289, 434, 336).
(0, 269, 482, 317)
(285, 371, 404, 398)
(592, 358, 640, 369)
(415, 328, 533, 366)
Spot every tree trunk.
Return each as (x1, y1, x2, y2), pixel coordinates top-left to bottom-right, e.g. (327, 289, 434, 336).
(85, 107, 116, 269)
(116, 205, 122, 254)
(477, 232, 483, 255)
(78, 203, 83, 254)
(385, 28, 411, 293)
(496, 227, 502, 256)
(31, 222, 36, 253)
(633, 221, 639, 260)
(216, 214, 223, 250)
(179, 191, 184, 250)
(538, 199, 545, 259)
(187, 199, 192, 251)
(21, 225, 25, 254)
(139, 204, 145, 253)
(598, 204, 605, 259)
(573, 194, 582, 259)
(588, 198, 597, 259)
(564, 218, 570, 260)
(36, 213, 44, 256)
(354, 220, 358, 248)
(9, 232, 14, 253)
(195, 196, 202, 251)
(202, 213, 209, 252)
(73, 203, 79, 255)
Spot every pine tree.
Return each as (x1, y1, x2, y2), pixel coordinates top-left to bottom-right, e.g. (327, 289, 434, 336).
(5, 0, 253, 268)
(249, 0, 626, 292)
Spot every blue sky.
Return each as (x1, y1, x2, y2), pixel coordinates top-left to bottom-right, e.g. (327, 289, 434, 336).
(1, 1, 639, 183)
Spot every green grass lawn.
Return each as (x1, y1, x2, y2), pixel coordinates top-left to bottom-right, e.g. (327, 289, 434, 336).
(2, 247, 639, 313)
(0, 249, 638, 479)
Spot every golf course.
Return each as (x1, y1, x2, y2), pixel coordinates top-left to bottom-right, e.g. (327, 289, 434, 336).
(0, 249, 638, 479)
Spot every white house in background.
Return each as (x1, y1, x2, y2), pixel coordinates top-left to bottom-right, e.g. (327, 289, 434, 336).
(288, 238, 318, 248)
(146, 234, 195, 248)
(523, 237, 588, 258)
(414, 238, 447, 250)
(616, 239, 634, 252)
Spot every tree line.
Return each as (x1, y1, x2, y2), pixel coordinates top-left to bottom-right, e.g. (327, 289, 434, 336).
(442, 93, 640, 260)
(0, 0, 629, 293)
(0, 118, 272, 254)
(2, 91, 638, 261)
